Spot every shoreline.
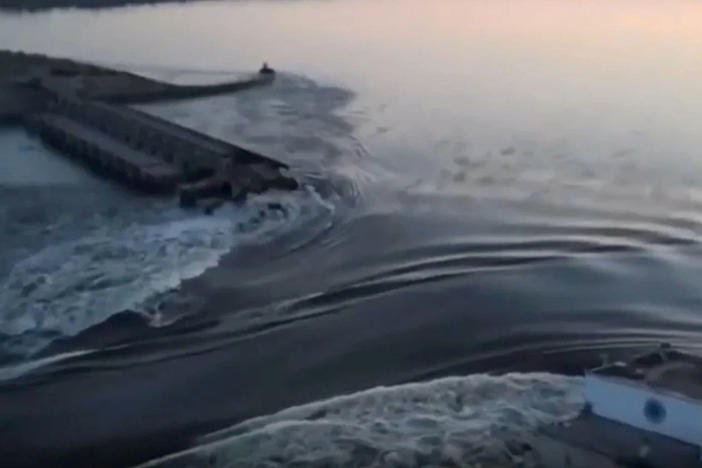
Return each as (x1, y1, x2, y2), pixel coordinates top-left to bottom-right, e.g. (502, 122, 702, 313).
(0, 0, 193, 11)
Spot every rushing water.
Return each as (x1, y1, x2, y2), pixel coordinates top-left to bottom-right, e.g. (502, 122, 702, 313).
(2, 0, 702, 466)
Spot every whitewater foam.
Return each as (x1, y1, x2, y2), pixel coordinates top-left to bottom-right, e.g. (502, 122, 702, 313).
(138, 372, 583, 468)
(0, 187, 332, 355)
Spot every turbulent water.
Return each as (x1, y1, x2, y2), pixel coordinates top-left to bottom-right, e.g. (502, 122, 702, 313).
(138, 373, 583, 468)
(2, 0, 702, 467)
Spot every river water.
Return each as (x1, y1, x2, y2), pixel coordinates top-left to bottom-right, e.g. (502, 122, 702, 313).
(1, 0, 702, 466)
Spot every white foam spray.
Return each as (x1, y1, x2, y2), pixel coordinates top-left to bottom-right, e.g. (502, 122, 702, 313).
(138, 372, 583, 468)
(0, 187, 332, 354)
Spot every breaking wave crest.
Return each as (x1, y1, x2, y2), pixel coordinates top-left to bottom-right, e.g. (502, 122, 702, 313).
(0, 187, 332, 355)
(138, 372, 583, 468)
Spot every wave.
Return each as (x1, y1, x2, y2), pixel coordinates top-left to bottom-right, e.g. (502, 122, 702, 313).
(137, 372, 583, 468)
(0, 186, 333, 356)
(0, 348, 96, 381)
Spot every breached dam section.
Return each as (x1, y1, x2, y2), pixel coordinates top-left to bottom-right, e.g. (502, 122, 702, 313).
(0, 50, 296, 207)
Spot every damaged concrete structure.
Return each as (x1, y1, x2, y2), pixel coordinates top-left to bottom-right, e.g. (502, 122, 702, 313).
(1, 51, 297, 209)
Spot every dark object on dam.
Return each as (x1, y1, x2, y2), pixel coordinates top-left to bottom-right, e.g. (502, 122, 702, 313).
(259, 62, 275, 75)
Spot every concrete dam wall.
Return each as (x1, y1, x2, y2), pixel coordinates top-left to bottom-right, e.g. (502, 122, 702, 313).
(28, 112, 182, 191)
(1, 53, 296, 208)
(24, 89, 296, 201)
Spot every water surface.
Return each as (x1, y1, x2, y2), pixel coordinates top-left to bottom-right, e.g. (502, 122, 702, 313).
(2, 1, 702, 466)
